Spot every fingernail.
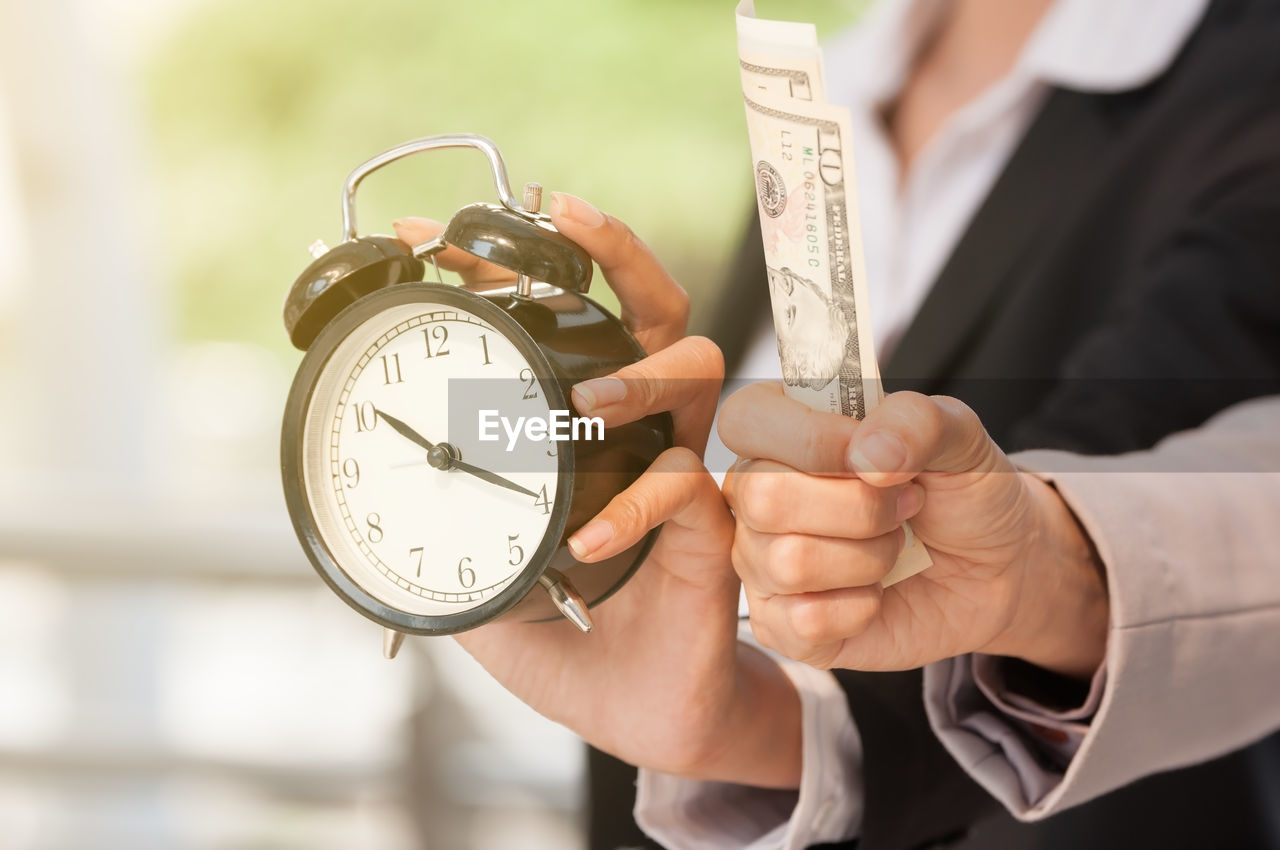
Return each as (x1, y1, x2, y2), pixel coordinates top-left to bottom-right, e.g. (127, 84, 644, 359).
(896, 484, 924, 522)
(550, 192, 606, 228)
(848, 431, 907, 474)
(568, 519, 614, 559)
(572, 377, 626, 412)
(392, 216, 441, 234)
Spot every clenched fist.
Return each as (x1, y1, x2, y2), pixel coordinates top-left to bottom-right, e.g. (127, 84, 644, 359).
(720, 384, 1108, 679)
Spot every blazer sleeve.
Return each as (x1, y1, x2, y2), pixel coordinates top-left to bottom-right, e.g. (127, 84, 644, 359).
(924, 396, 1280, 819)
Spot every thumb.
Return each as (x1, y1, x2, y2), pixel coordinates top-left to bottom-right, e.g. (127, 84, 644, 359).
(846, 393, 1005, 487)
(566, 447, 734, 583)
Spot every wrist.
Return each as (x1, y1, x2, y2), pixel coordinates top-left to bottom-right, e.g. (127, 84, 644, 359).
(997, 475, 1109, 680)
(681, 642, 802, 789)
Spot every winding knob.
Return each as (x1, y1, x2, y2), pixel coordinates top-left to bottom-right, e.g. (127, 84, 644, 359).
(522, 181, 543, 214)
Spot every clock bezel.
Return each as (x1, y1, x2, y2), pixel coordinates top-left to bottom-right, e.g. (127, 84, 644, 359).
(281, 281, 574, 635)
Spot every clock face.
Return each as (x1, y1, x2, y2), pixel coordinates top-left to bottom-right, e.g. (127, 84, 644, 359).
(298, 293, 565, 623)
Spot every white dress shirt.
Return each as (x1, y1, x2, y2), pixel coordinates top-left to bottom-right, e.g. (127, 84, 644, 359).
(639, 0, 1211, 847)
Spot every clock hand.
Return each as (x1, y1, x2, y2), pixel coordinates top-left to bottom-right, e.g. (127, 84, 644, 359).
(390, 457, 540, 499)
(447, 458, 540, 499)
(372, 407, 437, 453)
(373, 406, 540, 499)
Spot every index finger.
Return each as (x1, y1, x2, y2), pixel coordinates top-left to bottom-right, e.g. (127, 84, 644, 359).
(721, 384, 1009, 487)
(718, 382, 860, 475)
(548, 193, 689, 353)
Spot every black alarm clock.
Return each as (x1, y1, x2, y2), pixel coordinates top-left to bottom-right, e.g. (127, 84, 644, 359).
(280, 134, 672, 658)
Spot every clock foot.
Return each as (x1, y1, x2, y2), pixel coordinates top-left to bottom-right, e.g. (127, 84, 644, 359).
(383, 627, 407, 659)
(538, 568, 594, 633)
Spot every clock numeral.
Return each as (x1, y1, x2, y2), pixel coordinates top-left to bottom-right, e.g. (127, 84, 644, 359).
(354, 401, 378, 433)
(533, 484, 551, 515)
(546, 437, 557, 458)
(507, 534, 525, 567)
(519, 367, 538, 400)
(479, 333, 493, 366)
(424, 325, 451, 359)
(366, 512, 384, 543)
(409, 546, 424, 577)
(341, 458, 360, 488)
(457, 556, 476, 589)
(380, 353, 404, 385)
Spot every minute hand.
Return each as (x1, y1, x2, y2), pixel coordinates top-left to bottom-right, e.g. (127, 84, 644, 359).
(448, 458, 540, 499)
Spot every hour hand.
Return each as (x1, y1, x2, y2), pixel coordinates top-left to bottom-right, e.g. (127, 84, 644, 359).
(372, 407, 437, 453)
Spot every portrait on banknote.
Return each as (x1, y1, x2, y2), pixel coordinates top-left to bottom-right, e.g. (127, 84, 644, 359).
(766, 265, 853, 391)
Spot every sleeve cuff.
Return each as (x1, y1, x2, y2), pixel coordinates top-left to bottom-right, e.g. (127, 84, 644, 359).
(634, 629, 864, 849)
(930, 426, 1280, 821)
(971, 654, 1106, 722)
(969, 654, 1107, 760)
(939, 656, 1104, 782)
(922, 454, 1114, 815)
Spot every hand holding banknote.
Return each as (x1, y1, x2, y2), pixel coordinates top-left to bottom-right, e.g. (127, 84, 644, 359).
(736, 0, 933, 586)
(731, 5, 1109, 677)
(719, 386, 1109, 679)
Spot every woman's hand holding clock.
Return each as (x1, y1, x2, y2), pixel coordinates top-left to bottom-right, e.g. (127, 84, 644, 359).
(395, 196, 804, 789)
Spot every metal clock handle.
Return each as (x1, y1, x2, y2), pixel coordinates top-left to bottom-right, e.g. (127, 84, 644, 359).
(340, 133, 522, 242)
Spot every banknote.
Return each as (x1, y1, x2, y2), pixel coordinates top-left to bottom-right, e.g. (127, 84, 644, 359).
(737, 0, 826, 103)
(741, 93, 880, 419)
(736, 0, 931, 586)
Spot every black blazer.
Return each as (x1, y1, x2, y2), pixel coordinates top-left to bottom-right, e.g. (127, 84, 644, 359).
(712, 0, 1280, 848)
(588, 0, 1280, 847)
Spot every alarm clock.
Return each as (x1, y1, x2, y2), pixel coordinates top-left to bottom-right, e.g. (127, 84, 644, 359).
(280, 134, 673, 658)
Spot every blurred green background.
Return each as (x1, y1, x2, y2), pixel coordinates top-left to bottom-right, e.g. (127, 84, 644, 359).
(147, 0, 867, 360)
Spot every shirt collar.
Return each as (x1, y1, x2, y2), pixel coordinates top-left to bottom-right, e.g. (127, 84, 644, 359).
(1019, 0, 1212, 91)
(826, 0, 1213, 107)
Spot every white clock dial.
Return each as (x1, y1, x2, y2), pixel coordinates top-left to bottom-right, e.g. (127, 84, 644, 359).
(301, 300, 561, 618)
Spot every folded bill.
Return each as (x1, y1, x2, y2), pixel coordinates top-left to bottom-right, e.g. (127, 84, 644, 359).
(735, 0, 931, 586)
